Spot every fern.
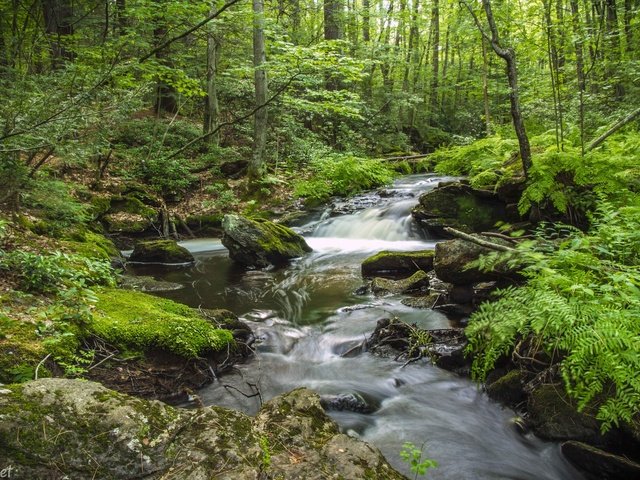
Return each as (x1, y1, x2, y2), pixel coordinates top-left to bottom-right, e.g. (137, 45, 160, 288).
(466, 202, 640, 431)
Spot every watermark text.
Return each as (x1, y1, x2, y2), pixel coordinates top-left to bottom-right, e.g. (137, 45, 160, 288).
(0, 465, 13, 478)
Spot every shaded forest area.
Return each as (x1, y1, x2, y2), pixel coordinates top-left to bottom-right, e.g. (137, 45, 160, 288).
(1, 0, 640, 477)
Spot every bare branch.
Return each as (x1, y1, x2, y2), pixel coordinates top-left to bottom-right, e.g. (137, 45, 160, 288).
(444, 227, 516, 252)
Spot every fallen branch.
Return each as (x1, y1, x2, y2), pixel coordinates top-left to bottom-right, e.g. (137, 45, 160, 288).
(379, 153, 431, 162)
(443, 227, 516, 252)
(587, 107, 640, 152)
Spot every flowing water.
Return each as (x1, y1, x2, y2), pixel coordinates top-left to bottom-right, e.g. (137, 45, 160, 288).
(128, 174, 583, 479)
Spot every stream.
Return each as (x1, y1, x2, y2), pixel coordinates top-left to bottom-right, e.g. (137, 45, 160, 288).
(128, 174, 583, 479)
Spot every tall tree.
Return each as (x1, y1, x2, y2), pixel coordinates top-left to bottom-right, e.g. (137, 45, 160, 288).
(463, 0, 532, 176)
(203, 3, 220, 146)
(249, 0, 268, 179)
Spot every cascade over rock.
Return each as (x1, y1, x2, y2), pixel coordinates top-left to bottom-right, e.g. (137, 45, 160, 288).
(412, 181, 507, 236)
(0, 379, 405, 480)
(222, 214, 312, 268)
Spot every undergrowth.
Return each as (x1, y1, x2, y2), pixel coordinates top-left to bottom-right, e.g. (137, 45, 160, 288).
(293, 154, 396, 202)
(465, 201, 640, 431)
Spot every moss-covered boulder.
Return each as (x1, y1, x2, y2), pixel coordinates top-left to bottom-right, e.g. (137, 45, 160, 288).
(129, 239, 194, 264)
(362, 250, 435, 278)
(101, 194, 158, 234)
(486, 369, 527, 407)
(527, 384, 602, 443)
(0, 379, 405, 479)
(222, 214, 312, 268)
(371, 270, 430, 295)
(411, 182, 507, 236)
(92, 289, 232, 358)
(433, 237, 515, 285)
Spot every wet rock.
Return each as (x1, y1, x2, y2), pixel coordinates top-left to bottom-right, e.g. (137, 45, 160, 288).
(401, 292, 442, 309)
(320, 392, 377, 414)
(432, 303, 475, 319)
(222, 214, 312, 268)
(220, 159, 249, 178)
(361, 250, 435, 278)
(561, 441, 640, 480)
(433, 236, 515, 285)
(128, 239, 194, 264)
(0, 379, 404, 479)
(119, 274, 184, 292)
(527, 384, 602, 443)
(371, 270, 430, 295)
(486, 369, 527, 407)
(367, 318, 469, 374)
(411, 182, 507, 236)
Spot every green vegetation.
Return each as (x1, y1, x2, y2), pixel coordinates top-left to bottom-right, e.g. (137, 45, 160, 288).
(293, 155, 396, 203)
(93, 289, 233, 358)
(399, 442, 437, 479)
(466, 202, 640, 431)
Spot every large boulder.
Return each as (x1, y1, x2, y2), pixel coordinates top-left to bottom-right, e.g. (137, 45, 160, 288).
(129, 239, 194, 264)
(561, 441, 640, 480)
(433, 237, 514, 285)
(222, 214, 312, 268)
(412, 182, 507, 236)
(0, 379, 404, 480)
(361, 250, 435, 278)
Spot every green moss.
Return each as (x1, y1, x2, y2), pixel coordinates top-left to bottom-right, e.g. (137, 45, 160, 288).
(254, 219, 310, 257)
(0, 313, 45, 383)
(92, 288, 234, 358)
(60, 229, 120, 261)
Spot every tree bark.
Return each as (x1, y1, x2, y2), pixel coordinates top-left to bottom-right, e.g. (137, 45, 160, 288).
(249, 0, 268, 179)
(153, 2, 178, 114)
(465, 0, 532, 176)
(429, 0, 440, 122)
(41, 0, 74, 69)
(203, 4, 220, 146)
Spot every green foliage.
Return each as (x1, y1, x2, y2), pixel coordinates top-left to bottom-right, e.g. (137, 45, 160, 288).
(92, 289, 234, 358)
(519, 132, 640, 215)
(399, 442, 437, 479)
(293, 155, 395, 202)
(466, 202, 640, 431)
(22, 179, 89, 233)
(0, 251, 115, 294)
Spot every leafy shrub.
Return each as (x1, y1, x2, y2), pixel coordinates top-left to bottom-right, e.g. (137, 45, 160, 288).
(0, 251, 115, 294)
(137, 157, 195, 195)
(466, 202, 640, 431)
(293, 155, 395, 202)
(22, 179, 89, 232)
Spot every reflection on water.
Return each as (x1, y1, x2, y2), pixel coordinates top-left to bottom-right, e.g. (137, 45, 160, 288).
(127, 175, 582, 479)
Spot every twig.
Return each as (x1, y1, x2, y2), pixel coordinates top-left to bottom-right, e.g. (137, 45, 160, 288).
(443, 227, 516, 252)
(34, 353, 52, 380)
(139, 0, 244, 63)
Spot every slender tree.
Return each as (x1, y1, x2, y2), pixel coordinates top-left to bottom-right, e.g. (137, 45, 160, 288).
(249, 0, 268, 179)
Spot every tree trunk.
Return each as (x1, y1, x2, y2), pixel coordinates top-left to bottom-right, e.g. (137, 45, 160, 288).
(481, 37, 491, 135)
(324, 0, 343, 40)
(570, 0, 587, 153)
(476, 0, 532, 175)
(41, 0, 74, 69)
(249, 0, 268, 179)
(429, 0, 440, 123)
(203, 4, 220, 146)
(153, 2, 178, 114)
(362, 0, 370, 42)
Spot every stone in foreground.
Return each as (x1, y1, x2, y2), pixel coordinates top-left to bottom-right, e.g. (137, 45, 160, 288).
(129, 239, 194, 264)
(361, 250, 435, 278)
(222, 214, 312, 268)
(0, 379, 405, 479)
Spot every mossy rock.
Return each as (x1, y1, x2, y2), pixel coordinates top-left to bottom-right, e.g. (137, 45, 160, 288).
(128, 239, 194, 264)
(561, 441, 640, 480)
(61, 230, 120, 261)
(222, 214, 312, 268)
(412, 182, 507, 235)
(102, 212, 155, 234)
(433, 236, 516, 285)
(527, 384, 602, 443)
(91, 288, 234, 358)
(486, 369, 527, 407)
(0, 379, 405, 479)
(362, 250, 434, 278)
(371, 270, 430, 296)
